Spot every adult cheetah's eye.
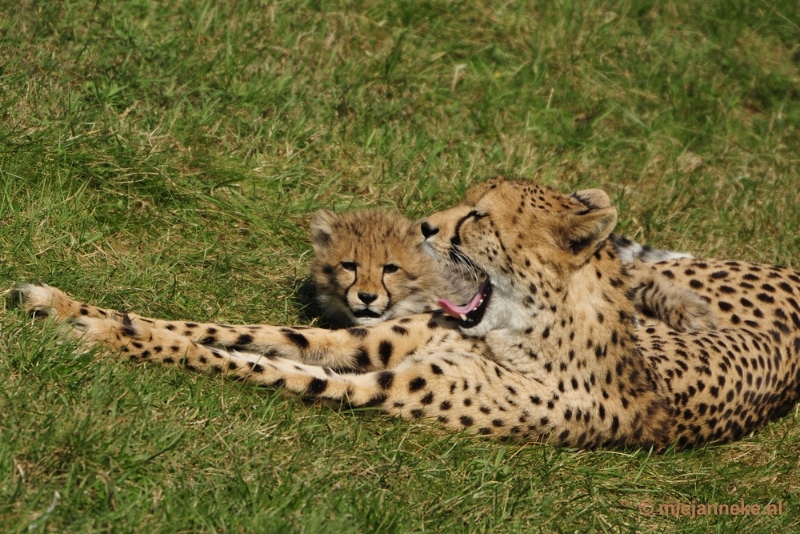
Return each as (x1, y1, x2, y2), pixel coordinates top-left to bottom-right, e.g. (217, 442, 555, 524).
(341, 261, 357, 271)
(383, 264, 400, 274)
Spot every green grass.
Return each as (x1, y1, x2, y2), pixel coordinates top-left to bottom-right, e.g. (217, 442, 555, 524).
(2, 0, 800, 531)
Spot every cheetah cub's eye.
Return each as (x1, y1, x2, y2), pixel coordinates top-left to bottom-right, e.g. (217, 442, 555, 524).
(341, 261, 357, 271)
(383, 264, 400, 274)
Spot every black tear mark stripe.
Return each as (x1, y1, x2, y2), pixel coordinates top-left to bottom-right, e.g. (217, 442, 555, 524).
(381, 278, 393, 310)
(452, 210, 482, 249)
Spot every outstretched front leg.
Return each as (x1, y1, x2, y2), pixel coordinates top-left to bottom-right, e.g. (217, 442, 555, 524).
(13, 284, 460, 372)
(47, 313, 671, 449)
(65, 314, 392, 403)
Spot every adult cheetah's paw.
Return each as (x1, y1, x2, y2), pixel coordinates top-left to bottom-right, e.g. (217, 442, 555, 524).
(9, 283, 66, 319)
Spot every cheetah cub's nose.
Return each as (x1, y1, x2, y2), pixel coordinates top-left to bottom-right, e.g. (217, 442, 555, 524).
(357, 292, 378, 304)
(421, 221, 439, 238)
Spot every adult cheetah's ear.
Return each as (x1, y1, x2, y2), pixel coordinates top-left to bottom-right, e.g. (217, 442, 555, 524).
(310, 209, 339, 250)
(559, 189, 618, 264)
(570, 188, 611, 210)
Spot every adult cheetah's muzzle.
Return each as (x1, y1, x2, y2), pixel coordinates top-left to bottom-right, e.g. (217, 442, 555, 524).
(437, 278, 492, 328)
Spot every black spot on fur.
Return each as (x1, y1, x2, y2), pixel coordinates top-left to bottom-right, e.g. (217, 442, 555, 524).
(120, 313, 136, 337)
(236, 333, 254, 345)
(378, 341, 394, 366)
(756, 293, 775, 304)
(377, 371, 394, 389)
(355, 348, 372, 369)
(306, 378, 328, 396)
(281, 329, 309, 349)
(364, 394, 387, 407)
(409, 377, 426, 392)
(347, 327, 369, 338)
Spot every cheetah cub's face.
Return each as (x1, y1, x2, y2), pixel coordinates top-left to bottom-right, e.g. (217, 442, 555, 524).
(422, 179, 618, 337)
(310, 209, 445, 326)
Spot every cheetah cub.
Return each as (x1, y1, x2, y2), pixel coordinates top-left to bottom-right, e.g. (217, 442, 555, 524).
(17, 178, 800, 449)
(310, 209, 715, 332)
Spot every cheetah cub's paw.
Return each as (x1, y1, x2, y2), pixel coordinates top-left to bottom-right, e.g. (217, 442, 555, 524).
(665, 286, 718, 333)
(630, 267, 718, 333)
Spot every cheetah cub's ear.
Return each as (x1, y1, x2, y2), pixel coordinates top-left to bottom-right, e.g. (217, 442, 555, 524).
(310, 209, 339, 250)
(559, 188, 618, 265)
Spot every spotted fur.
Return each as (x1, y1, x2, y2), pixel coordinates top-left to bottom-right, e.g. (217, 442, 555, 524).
(14, 179, 800, 449)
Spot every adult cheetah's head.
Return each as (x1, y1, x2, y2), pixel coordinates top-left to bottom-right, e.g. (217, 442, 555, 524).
(310, 209, 443, 326)
(421, 178, 618, 336)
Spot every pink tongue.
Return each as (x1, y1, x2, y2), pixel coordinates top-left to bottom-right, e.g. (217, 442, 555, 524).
(438, 281, 487, 318)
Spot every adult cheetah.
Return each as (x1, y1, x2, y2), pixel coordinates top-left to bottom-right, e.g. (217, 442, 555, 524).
(14, 179, 800, 449)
